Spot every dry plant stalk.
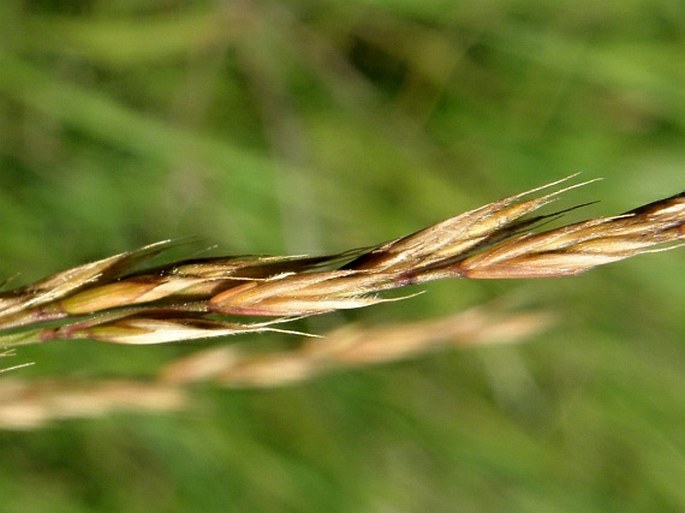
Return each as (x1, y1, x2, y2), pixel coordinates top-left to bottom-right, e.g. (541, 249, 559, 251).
(0, 304, 551, 429)
(0, 174, 682, 346)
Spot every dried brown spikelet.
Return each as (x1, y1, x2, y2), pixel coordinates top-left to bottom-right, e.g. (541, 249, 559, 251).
(0, 306, 551, 429)
(0, 379, 185, 430)
(160, 304, 555, 387)
(0, 176, 682, 346)
(453, 191, 684, 279)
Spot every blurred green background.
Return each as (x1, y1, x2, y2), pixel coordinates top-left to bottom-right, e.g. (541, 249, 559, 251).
(1, 0, 684, 511)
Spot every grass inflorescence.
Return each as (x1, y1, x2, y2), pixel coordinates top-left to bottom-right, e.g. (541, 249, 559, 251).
(1, 175, 682, 347)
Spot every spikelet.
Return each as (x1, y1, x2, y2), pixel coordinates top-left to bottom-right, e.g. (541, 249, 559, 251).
(0, 176, 682, 346)
(0, 304, 552, 429)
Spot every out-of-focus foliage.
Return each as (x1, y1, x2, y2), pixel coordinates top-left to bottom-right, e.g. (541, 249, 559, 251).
(0, 1, 683, 512)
